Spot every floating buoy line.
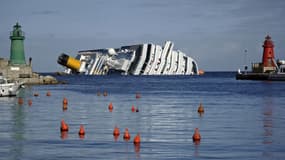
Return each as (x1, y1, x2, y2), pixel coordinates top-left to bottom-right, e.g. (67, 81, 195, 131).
(14, 90, 208, 152)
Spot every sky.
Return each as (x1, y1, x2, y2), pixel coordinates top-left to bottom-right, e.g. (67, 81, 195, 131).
(1, 0, 285, 72)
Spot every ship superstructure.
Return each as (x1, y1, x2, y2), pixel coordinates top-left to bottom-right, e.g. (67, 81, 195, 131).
(58, 41, 199, 75)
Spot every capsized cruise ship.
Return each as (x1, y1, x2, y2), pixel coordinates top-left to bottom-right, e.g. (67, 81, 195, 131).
(57, 41, 199, 75)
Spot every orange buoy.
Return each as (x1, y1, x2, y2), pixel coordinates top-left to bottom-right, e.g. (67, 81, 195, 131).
(113, 126, 120, 136)
(78, 125, 85, 135)
(28, 99, 32, 106)
(103, 91, 108, 97)
(60, 131, 68, 140)
(197, 103, 204, 113)
(62, 104, 68, 111)
(123, 128, 131, 140)
(18, 97, 24, 105)
(131, 105, 136, 112)
(198, 69, 205, 75)
(135, 93, 141, 99)
(34, 93, 39, 97)
(60, 119, 69, 132)
(79, 135, 85, 139)
(46, 91, 51, 96)
(63, 97, 68, 105)
(133, 133, 141, 144)
(134, 141, 141, 153)
(192, 128, 201, 141)
(114, 134, 119, 141)
(108, 102, 113, 112)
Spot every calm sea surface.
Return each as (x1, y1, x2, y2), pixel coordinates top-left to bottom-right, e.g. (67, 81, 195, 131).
(0, 72, 285, 160)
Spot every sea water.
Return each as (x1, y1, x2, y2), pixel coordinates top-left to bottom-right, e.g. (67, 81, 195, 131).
(0, 72, 285, 159)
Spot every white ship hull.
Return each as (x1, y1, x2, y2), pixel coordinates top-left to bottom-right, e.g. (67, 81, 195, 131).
(58, 41, 199, 75)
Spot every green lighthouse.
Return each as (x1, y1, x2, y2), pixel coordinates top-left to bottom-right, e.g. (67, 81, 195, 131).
(9, 22, 26, 65)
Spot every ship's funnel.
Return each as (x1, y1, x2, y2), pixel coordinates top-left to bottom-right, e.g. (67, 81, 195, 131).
(57, 53, 81, 72)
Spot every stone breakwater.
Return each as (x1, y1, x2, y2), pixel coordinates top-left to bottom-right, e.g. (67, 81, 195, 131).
(0, 58, 63, 85)
(20, 73, 62, 85)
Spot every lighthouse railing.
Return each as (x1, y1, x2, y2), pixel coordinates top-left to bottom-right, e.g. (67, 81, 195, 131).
(10, 31, 25, 37)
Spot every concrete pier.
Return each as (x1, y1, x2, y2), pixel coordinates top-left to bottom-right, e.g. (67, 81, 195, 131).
(236, 72, 285, 81)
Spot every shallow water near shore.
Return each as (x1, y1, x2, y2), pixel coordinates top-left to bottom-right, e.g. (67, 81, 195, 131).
(0, 72, 285, 159)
